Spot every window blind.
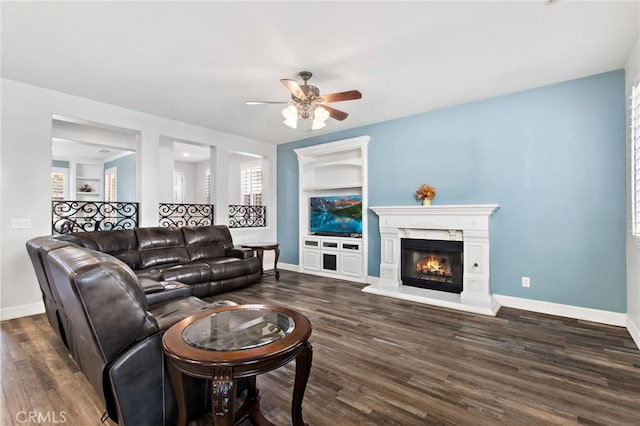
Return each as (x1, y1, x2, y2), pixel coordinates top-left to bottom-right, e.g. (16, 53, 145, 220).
(105, 168, 117, 203)
(241, 164, 262, 206)
(51, 172, 66, 200)
(205, 171, 211, 204)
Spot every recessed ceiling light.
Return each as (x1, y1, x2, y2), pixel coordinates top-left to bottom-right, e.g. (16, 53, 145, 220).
(183, 153, 189, 157)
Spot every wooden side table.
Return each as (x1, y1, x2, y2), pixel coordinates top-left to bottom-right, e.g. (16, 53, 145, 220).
(162, 304, 312, 426)
(241, 242, 280, 281)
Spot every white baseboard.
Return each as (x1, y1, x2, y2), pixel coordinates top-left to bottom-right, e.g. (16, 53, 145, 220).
(278, 262, 299, 272)
(0, 302, 45, 321)
(493, 294, 627, 327)
(626, 316, 640, 349)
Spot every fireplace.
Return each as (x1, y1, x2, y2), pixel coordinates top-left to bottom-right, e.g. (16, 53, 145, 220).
(401, 238, 463, 294)
(367, 204, 501, 316)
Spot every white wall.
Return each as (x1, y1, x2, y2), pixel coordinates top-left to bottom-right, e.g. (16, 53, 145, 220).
(52, 119, 137, 150)
(174, 160, 195, 203)
(194, 160, 210, 204)
(626, 36, 640, 348)
(0, 78, 277, 320)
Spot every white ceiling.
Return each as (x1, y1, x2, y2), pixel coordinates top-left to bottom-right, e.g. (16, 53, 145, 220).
(52, 138, 134, 163)
(2, 1, 638, 145)
(174, 141, 211, 163)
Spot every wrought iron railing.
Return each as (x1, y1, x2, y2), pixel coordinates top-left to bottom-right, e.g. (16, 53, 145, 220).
(159, 203, 214, 227)
(52, 200, 139, 234)
(228, 205, 266, 228)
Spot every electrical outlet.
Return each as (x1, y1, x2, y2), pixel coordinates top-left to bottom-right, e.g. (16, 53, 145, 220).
(522, 276, 531, 288)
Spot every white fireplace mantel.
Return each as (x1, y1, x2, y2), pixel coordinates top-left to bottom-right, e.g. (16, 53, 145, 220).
(365, 204, 501, 316)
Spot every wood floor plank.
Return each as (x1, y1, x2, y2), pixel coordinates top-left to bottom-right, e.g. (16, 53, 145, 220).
(1, 270, 639, 425)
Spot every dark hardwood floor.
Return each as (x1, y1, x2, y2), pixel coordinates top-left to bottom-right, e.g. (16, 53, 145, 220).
(2, 270, 639, 425)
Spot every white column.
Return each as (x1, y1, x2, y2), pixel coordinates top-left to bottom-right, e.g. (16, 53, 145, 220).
(378, 227, 402, 289)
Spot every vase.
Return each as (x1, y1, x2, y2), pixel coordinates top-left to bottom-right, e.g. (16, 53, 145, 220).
(422, 198, 431, 206)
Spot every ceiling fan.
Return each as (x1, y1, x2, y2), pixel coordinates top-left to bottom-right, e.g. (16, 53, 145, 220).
(246, 71, 362, 130)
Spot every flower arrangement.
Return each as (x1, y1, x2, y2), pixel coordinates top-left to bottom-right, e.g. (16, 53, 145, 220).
(415, 184, 436, 201)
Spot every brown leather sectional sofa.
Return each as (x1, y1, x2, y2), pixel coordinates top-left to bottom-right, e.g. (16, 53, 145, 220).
(61, 224, 261, 297)
(25, 225, 262, 426)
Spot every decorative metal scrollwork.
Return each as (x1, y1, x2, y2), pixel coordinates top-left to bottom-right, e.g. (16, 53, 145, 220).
(158, 203, 214, 228)
(52, 201, 139, 234)
(228, 204, 266, 228)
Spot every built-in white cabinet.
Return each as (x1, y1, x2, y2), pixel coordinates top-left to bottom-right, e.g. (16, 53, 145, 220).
(302, 236, 363, 279)
(295, 136, 369, 283)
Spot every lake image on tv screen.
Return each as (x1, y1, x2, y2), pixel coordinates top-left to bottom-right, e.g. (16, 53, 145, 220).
(310, 195, 362, 235)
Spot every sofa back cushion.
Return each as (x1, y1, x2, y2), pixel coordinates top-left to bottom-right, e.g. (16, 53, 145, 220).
(45, 246, 158, 398)
(68, 230, 141, 270)
(135, 227, 190, 269)
(181, 225, 232, 261)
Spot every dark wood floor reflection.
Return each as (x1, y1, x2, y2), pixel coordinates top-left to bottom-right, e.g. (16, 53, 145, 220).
(2, 270, 639, 425)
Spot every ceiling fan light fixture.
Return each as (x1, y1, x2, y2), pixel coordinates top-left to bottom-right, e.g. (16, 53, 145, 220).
(312, 106, 329, 130)
(265, 71, 359, 130)
(282, 104, 299, 129)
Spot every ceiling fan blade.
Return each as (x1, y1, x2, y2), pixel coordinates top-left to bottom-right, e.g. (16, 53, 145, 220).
(281, 79, 307, 100)
(319, 105, 349, 121)
(321, 90, 362, 103)
(245, 101, 288, 105)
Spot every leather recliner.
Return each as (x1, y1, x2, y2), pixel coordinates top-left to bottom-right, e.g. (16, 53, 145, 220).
(44, 244, 228, 426)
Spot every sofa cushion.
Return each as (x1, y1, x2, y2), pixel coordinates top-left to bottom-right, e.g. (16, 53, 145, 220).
(148, 296, 211, 331)
(136, 228, 190, 269)
(160, 263, 212, 285)
(68, 230, 141, 269)
(181, 225, 230, 262)
(202, 257, 260, 281)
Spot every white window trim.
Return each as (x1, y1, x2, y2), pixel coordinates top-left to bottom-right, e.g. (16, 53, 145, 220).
(632, 80, 640, 238)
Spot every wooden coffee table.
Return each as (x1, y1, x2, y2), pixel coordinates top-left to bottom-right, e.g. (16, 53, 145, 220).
(162, 304, 313, 426)
(241, 242, 280, 281)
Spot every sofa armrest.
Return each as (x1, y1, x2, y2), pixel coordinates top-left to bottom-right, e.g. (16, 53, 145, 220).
(142, 279, 192, 306)
(226, 247, 254, 259)
(140, 278, 165, 294)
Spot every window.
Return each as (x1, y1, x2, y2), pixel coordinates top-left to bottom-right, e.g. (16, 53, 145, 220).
(205, 170, 211, 204)
(104, 167, 117, 202)
(241, 162, 262, 206)
(633, 81, 640, 237)
(51, 167, 68, 200)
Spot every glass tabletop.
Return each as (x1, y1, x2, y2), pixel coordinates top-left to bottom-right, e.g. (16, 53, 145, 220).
(182, 308, 295, 351)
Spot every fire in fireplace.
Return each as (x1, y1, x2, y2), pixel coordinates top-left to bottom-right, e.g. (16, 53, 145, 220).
(401, 238, 463, 294)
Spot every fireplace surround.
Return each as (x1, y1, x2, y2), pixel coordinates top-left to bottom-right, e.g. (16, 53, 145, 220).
(366, 204, 500, 316)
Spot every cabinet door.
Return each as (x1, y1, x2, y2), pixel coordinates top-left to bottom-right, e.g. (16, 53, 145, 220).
(340, 252, 362, 278)
(303, 250, 320, 271)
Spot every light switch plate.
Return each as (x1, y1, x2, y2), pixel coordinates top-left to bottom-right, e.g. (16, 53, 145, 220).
(11, 218, 32, 229)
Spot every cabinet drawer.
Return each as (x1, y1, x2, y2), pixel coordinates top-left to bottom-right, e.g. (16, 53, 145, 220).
(322, 241, 339, 249)
(303, 239, 320, 249)
(341, 241, 362, 252)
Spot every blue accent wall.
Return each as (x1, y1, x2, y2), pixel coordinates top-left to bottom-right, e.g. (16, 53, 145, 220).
(104, 153, 136, 202)
(277, 70, 627, 312)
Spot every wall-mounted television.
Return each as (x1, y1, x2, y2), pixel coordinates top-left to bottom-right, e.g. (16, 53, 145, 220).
(309, 195, 362, 237)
